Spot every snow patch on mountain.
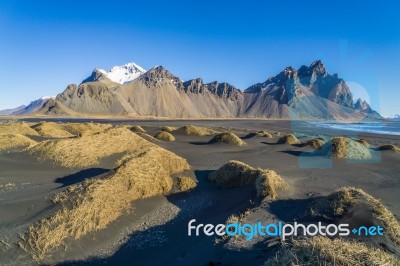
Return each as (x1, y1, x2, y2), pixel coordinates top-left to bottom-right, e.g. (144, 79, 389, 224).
(97, 62, 146, 84)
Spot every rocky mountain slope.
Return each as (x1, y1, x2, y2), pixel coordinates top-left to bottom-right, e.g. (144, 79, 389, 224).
(0, 105, 25, 115)
(11, 97, 55, 115)
(8, 60, 382, 119)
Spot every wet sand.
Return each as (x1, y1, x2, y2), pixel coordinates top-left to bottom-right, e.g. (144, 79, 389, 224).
(0, 119, 399, 265)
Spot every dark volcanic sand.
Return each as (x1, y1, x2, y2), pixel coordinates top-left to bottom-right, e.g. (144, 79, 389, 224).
(0, 119, 399, 265)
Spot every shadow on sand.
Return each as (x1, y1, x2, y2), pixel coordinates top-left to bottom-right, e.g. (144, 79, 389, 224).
(55, 168, 109, 187)
(188, 141, 211, 146)
(57, 170, 273, 266)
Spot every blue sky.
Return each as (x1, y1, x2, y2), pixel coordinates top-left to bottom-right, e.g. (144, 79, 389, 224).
(1, 1, 399, 116)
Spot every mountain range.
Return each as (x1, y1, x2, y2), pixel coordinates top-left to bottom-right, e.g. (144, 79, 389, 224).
(1, 60, 381, 120)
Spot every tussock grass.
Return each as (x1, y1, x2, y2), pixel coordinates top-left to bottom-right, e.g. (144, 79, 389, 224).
(315, 136, 372, 160)
(378, 144, 400, 153)
(28, 127, 153, 167)
(176, 176, 197, 191)
(209, 160, 288, 199)
(310, 187, 400, 245)
(0, 134, 37, 151)
(135, 132, 161, 143)
(356, 138, 370, 147)
(277, 134, 300, 145)
(154, 131, 176, 142)
(209, 132, 246, 146)
(130, 125, 146, 133)
(31, 122, 73, 138)
(0, 122, 39, 136)
(256, 131, 273, 138)
(62, 123, 112, 136)
(255, 169, 289, 199)
(161, 126, 178, 132)
(176, 125, 219, 136)
(306, 138, 325, 149)
(209, 160, 255, 187)
(309, 187, 357, 216)
(20, 145, 190, 260)
(264, 236, 399, 266)
(244, 131, 273, 138)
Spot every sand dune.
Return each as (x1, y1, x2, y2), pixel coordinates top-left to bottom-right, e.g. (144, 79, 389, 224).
(0, 122, 39, 136)
(379, 144, 400, 152)
(306, 138, 325, 149)
(62, 122, 112, 136)
(154, 131, 176, 141)
(277, 134, 300, 144)
(315, 136, 372, 159)
(135, 132, 161, 143)
(0, 134, 37, 151)
(175, 125, 219, 136)
(130, 125, 146, 133)
(20, 145, 191, 260)
(209, 132, 246, 146)
(209, 160, 288, 199)
(176, 176, 197, 191)
(265, 236, 398, 266)
(31, 122, 74, 138)
(243, 131, 273, 138)
(0, 119, 398, 265)
(28, 127, 153, 167)
(160, 126, 178, 132)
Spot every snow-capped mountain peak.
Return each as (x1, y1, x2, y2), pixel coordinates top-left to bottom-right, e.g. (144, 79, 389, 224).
(96, 62, 146, 84)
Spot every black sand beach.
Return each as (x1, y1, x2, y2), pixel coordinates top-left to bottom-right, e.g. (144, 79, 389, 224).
(0, 119, 399, 265)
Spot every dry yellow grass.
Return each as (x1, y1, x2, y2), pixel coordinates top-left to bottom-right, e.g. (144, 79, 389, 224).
(316, 137, 372, 160)
(154, 131, 176, 141)
(0, 134, 37, 151)
(209, 132, 246, 146)
(130, 125, 146, 133)
(62, 122, 112, 136)
(356, 138, 370, 147)
(309, 186, 357, 216)
(209, 160, 288, 199)
(20, 145, 190, 260)
(277, 134, 300, 145)
(160, 126, 178, 132)
(244, 131, 273, 138)
(209, 160, 255, 187)
(378, 144, 400, 153)
(176, 176, 197, 191)
(255, 169, 288, 199)
(306, 138, 325, 149)
(264, 236, 399, 266)
(176, 125, 219, 136)
(0, 122, 39, 136)
(135, 132, 161, 143)
(256, 131, 273, 138)
(310, 187, 400, 245)
(31, 122, 74, 138)
(28, 127, 153, 167)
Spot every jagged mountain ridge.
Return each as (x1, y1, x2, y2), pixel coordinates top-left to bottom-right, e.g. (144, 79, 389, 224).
(32, 60, 381, 119)
(82, 62, 146, 84)
(12, 96, 55, 115)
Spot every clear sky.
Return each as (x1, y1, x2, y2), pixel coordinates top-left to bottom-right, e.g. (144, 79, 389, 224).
(1, 0, 399, 116)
